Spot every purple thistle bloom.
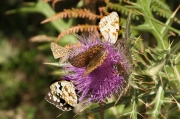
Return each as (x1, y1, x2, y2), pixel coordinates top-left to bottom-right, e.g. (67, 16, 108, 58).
(64, 35, 132, 104)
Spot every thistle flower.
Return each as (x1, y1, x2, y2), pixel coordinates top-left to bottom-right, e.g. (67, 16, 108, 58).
(64, 35, 132, 105)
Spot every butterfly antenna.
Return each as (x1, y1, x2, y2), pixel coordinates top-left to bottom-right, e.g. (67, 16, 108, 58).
(114, 82, 129, 106)
(73, 104, 88, 117)
(56, 112, 65, 118)
(73, 109, 83, 117)
(114, 91, 124, 106)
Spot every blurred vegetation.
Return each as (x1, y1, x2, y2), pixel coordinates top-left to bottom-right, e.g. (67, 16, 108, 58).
(0, 0, 180, 119)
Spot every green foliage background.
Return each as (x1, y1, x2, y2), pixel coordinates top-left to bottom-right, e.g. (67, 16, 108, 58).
(0, 0, 180, 119)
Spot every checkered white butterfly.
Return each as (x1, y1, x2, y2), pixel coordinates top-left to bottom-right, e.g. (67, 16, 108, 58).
(45, 80, 77, 111)
(99, 12, 119, 44)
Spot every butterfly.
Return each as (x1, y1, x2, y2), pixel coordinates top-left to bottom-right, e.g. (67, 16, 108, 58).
(50, 42, 71, 64)
(99, 11, 119, 44)
(69, 44, 109, 76)
(68, 12, 120, 76)
(114, 61, 125, 76)
(83, 50, 108, 76)
(45, 80, 77, 111)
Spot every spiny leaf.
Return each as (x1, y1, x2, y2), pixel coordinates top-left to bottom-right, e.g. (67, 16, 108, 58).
(162, 5, 180, 39)
(86, 96, 132, 114)
(165, 40, 180, 64)
(147, 86, 164, 117)
(124, 11, 132, 58)
(171, 95, 180, 110)
(130, 100, 138, 119)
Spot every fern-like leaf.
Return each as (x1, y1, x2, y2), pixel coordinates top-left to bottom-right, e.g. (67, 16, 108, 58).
(151, 0, 171, 11)
(41, 8, 100, 24)
(151, 4, 180, 24)
(107, 3, 140, 20)
(51, 0, 61, 9)
(43, 0, 53, 2)
(56, 25, 98, 42)
(98, 7, 108, 17)
(44, 0, 68, 9)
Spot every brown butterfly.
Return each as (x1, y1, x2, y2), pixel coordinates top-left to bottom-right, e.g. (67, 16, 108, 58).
(83, 50, 108, 76)
(116, 62, 125, 75)
(50, 42, 71, 64)
(69, 44, 109, 76)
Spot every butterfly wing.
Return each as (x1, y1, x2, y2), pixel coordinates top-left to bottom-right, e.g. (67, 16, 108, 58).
(60, 81, 77, 107)
(51, 42, 70, 59)
(83, 50, 108, 76)
(69, 51, 89, 67)
(99, 12, 119, 44)
(45, 91, 73, 111)
(69, 44, 105, 67)
(59, 55, 69, 64)
(45, 80, 77, 111)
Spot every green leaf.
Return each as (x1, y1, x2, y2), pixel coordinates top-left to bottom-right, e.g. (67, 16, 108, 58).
(161, 6, 180, 39)
(147, 86, 164, 117)
(130, 100, 138, 119)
